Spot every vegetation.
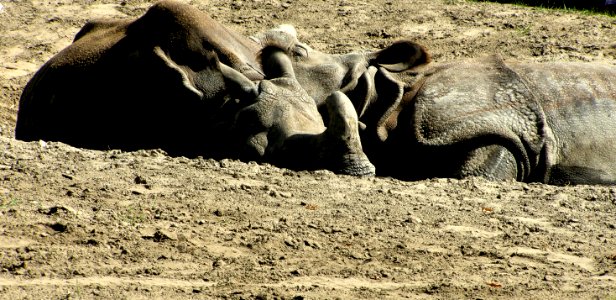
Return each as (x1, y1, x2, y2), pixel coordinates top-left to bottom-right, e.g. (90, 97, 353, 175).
(471, 0, 616, 16)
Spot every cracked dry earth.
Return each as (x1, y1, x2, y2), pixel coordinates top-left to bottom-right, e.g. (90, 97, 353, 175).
(1, 0, 616, 299)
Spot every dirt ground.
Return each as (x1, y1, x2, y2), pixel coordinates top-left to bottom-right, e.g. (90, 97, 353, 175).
(1, 0, 616, 299)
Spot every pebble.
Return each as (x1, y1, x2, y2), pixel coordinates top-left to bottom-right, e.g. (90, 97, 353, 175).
(154, 229, 177, 241)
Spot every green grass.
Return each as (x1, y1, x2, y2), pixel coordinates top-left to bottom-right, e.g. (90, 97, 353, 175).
(468, 0, 616, 17)
(120, 204, 148, 225)
(516, 24, 532, 36)
(0, 195, 21, 210)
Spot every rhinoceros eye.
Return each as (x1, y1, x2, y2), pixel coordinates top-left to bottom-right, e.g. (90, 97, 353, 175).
(292, 44, 309, 58)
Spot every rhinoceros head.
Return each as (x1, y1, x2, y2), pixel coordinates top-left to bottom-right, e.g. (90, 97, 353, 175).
(232, 39, 375, 176)
(251, 26, 430, 104)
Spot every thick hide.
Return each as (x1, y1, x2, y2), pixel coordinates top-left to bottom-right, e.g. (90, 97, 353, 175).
(15, 0, 262, 158)
(15, 0, 380, 175)
(360, 55, 616, 185)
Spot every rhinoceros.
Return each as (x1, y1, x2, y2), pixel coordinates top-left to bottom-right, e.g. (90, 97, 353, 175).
(14, 0, 428, 175)
(353, 55, 616, 185)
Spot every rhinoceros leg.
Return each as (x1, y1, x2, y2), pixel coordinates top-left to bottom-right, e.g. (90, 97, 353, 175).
(455, 145, 518, 181)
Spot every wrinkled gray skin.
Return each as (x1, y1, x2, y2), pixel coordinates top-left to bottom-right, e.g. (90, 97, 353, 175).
(15, 0, 383, 175)
(356, 55, 616, 185)
(233, 47, 375, 175)
(15, 1, 431, 175)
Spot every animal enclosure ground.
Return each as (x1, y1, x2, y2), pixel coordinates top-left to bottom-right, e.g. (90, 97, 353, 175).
(1, 0, 616, 299)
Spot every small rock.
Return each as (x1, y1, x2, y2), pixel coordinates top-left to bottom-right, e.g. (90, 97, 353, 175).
(43, 205, 77, 215)
(405, 216, 422, 224)
(304, 240, 321, 249)
(134, 175, 148, 185)
(48, 222, 69, 233)
(278, 191, 292, 198)
(284, 238, 298, 248)
(255, 294, 268, 300)
(139, 227, 157, 239)
(212, 259, 225, 268)
(349, 252, 364, 259)
(84, 239, 100, 246)
(154, 229, 177, 242)
(290, 269, 302, 276)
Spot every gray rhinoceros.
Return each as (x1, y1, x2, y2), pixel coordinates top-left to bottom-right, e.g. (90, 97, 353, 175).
(354, 55, 616, 185)
(14, 0, 427, 176)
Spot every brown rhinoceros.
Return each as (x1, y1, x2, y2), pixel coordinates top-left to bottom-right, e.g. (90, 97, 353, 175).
(14, 0, 429, 175)
(353, 55, 616, 185)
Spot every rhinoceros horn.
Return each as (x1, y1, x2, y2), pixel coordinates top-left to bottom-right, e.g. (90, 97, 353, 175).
(318, 91, 376, 175)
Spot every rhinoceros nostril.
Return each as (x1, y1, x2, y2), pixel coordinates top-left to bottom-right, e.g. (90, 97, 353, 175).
(292, 44, 309, 58)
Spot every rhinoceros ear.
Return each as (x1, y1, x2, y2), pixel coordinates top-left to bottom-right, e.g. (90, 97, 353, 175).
(153, 46, 258, 103)
(153, 46, 205, 99)
(369, 40, 431, 72)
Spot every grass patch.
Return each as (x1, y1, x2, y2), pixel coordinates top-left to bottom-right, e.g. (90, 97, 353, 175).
(0, 195, 21, 210)
(469, 0, 616, 17)
(119, 204, 148, 225)
(516, 24, 532, 36)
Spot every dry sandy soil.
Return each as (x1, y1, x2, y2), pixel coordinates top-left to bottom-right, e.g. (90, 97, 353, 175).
(1, 0, 616, 299)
